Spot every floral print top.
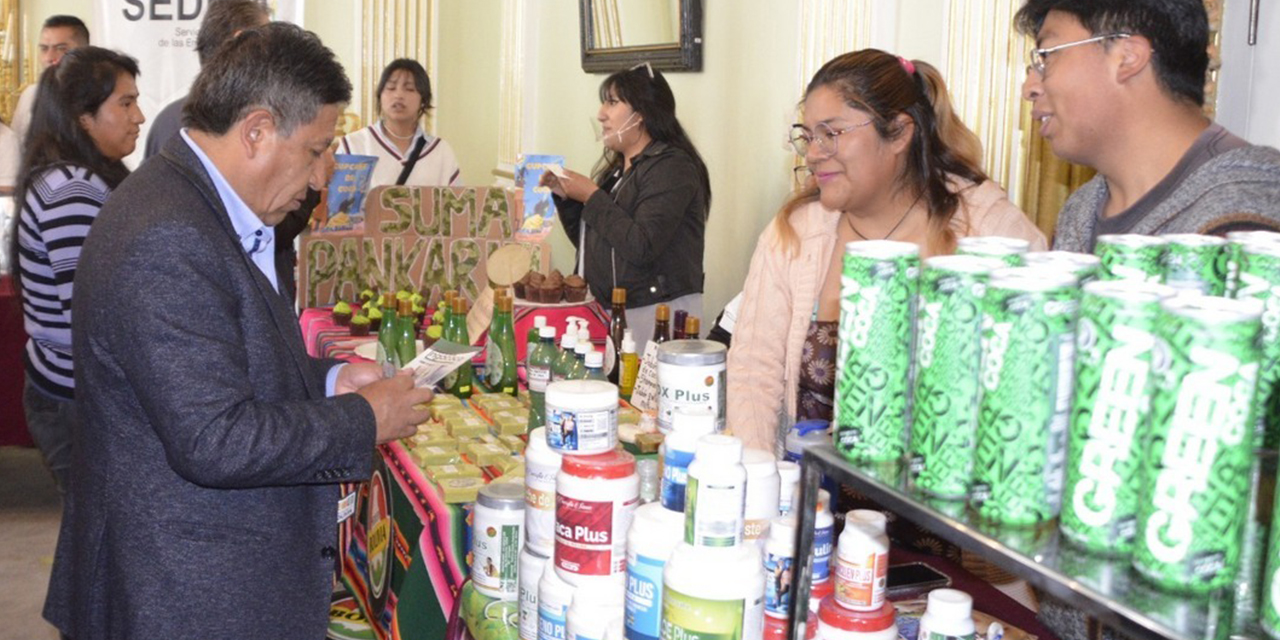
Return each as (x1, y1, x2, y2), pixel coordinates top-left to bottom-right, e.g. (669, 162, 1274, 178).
(796, 320, 837, 423)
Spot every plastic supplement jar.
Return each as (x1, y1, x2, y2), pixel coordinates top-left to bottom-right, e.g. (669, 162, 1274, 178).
(763, 516, 797, 619)
(777, 461, 800, 516)
(917, 589, 976, 640)
(656, 340, 727, 433)
(662, 543, 766, 640)
(567, 579, 626, 640)
(539, 562, 577, 640)
(817, 597, 897, 640)
(625, 502, 685, 640)
(545, 380, 619, 454)
(684, 434, 748, 548)
(659, 407, 717, 512)
(473, 482, 526, 599)
(834, 510, 889, 611)
(526, 427, 564, 557)
(813, 490, 836, 582)
(555, 449, 639, 587)
(521, 547, 550, 640)
(743, 449, 781, 547)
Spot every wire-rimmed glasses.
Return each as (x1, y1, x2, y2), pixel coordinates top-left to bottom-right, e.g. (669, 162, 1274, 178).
(1029, 33, 1131, 75)
(788, 121, 874, 158)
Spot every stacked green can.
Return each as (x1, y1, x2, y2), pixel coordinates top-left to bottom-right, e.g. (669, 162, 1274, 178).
(1095, 234, 1166, 283)
(1161, 233, 1229, 296)
(833, 240, 920, 463)
(1060, 280, 1174, 554)
(971, 267, 1079, 525)
(1226, 230, 1280, 297)
(909, 254, 1004, 499)
(955, 236, 1029, 266)
(1133, 295, 1263, 594)
(1262, 458, 1280, 639)
(1234, 238, 1280, 450)
(1022, 251, 1102, 286)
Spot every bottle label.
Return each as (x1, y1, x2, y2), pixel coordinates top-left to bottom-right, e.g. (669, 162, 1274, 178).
(656, 362, 726, 433)
(833, 549, 888, 610)
(529, 366, 551, 393)
(683, 476, 746, 548)
(661, 585, 754, 640)
(473, 521, 522, 599)
(546, 406, 617, 453)
(813, 525, 834, 581)
(538, 602, 567, 640)
(555, 494, 636, 577)
(625, 553, 665, 640)
(763, 551, 794, 618)
(520, 577, 540, 640)
(743, 517, 770, 544)
(660, 448, 695, 512)
(486, 340, 506, 387)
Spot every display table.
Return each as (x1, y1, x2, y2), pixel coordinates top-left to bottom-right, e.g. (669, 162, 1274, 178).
(0, 276, 32, 447)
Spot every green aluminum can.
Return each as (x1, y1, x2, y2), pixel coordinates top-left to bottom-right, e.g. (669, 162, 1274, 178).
(1023, 251, 1103, 286)
(834, 240, 920, 463)
(971, 267, 1079, 526)
(1060, 280, 1174, 555)
(1226, 230, 1280, 297)
(1095, 234, 1166, 283)
(955, 236, 1029, 266)
(909, 254, 1004, 499)
(1237, 239, 1280, 450)
(1133, 295, 1263, 594)
(1261, 454, 1280, 639)
(1161, 233, 1229, 297)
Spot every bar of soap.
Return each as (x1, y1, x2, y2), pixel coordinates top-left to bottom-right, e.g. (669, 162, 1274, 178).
(426, 463, 483, 482)
(411, 446, 461, 467)
(438, 476, 484, 503)
(494, 464, 525, 484)
(634, 431, 665, 454)
(618, 406, 641, 426)
(445, 412, 489, 438)
(490, 455, 524, 475)
(429, 396, 464, 420)
(497, 434, 525, 455)
(489, 409, 529, 436)
(466, 442, 512, 468)
(410, 431, 458, 449)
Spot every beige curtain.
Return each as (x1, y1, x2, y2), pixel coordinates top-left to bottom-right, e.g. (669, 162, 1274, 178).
(1018, 113, 1095, 242)
(592, 0, 623, 49)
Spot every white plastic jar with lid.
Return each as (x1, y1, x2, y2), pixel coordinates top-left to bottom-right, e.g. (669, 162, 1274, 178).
(776, 462, 800, 516)
(817, 597, 897, 640)
(656, 340, 727, 433)
(662, 542, 766, 640)
(917, 589, 976, 640)
(545, 380, 619, 454)
(813, 489, 836, 582)
(555, 449, 639, 587)
(743, 449, 780, 547)
(834, 510, 889, 611)
(763, 515, 796, 619)
(624, 502, 684, 640)
(539, 566, 577, 640)
(685, 434, 748, 548)
(567, 579, 626, 640)
(526, 427, 563, 556)
(473, 482, 526, 599)
(660, 407, 717, 512)
(520, 546, 549, 640)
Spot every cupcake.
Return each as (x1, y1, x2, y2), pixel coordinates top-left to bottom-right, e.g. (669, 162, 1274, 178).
(563, 274, 588, 302)
(367, 305, 383, 331)
(358, 288, 377, 306)
(350, 313, 371, 336)
(332, 300, 353, 326)
(540, 271, 565, 303)
(413, 302, 427, 325)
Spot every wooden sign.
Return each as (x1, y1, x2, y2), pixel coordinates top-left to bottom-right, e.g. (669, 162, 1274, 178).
(299, 186, 551, 308)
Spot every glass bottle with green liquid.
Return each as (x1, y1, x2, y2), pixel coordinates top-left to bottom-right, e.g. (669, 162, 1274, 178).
(446, 296, 473, 398)
(527, 325, 557, 430)
(395, 298, 417, 369)
(485, 293, 518, 396)
(376, 293, 399, 376)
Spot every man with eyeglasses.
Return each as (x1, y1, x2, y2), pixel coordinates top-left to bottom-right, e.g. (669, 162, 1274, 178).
(1018, 0, 1280, 252)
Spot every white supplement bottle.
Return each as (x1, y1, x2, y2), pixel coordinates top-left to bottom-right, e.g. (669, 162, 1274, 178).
(776, 461, 800, 516)
(625, 502, 685, 640)
(659, 407, 717, 512)
(917, 589, 976, 640)
(526, 427, 563, 556)
(743, 449, 780, 547)
(545, 380, 619, 454)
(763, 516, 796, 620)
(521, 546, 550, 640)
(813, 489, 835, 582)
(555, 449, 639, 587)
(472, 482, 526, 599)
(834, 510, 889, 611)
(817, 597, 897, 640)
(656, 340, 728, 433)
(662, 543, 766, 640)
(539, 565, 577, 640)
(567, 578, 626, 640)
(684, 434, 748, 548)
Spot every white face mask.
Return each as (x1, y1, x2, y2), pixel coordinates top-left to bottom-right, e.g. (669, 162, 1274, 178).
(594, 111, 642, 146)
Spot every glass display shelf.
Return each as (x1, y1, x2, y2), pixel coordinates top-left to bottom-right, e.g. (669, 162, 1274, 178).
(787, 443, 1272, 640)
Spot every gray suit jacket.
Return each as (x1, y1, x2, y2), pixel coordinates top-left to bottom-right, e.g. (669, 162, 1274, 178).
(44, 135, 377, 639)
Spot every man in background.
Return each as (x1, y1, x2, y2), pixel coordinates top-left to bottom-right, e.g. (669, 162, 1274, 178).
(1018, 0, 1280, 251)
(11, 15, 89, 144)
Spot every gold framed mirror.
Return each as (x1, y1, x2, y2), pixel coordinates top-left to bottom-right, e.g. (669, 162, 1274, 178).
(579, 0, 702, 73)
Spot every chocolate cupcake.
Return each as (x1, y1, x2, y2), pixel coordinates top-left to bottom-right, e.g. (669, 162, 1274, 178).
(332, 300, 353, 326)
(349, 313, 371, 336)
(367, 306, 383, 331)
(563, 274, 588, 302)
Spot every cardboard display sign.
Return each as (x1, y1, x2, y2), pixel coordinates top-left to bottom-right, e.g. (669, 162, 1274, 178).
(300, 185, 550, 308)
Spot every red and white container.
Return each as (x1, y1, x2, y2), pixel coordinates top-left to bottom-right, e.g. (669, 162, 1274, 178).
(817, 597, 897, 640)
(555, 450, 639, 587)
(834, 510, 889, 611)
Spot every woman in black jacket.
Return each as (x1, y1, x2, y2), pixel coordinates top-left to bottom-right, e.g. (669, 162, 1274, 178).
(543, 63, 711, 351)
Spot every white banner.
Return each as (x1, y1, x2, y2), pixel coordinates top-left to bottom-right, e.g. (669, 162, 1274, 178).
(93, 0, 302, 168)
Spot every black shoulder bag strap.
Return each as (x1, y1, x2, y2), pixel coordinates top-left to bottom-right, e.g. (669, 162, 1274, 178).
(395, 135, 430, 186)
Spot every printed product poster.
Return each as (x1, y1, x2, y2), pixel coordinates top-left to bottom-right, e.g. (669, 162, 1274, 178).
(319, 154, 379, 232)
(514, 154, 564, 242)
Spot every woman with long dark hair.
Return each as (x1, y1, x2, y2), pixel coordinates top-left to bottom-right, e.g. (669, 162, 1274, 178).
(11, 46, 143, 491)
(727, 50, 1045, 453)
(543, 63, 711, 351)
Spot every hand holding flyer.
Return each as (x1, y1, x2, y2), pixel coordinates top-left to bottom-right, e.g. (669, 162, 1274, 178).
(402, 339, 483, 389)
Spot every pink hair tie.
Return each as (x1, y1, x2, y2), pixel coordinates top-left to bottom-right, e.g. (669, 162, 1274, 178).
(899, 56, 916, 75)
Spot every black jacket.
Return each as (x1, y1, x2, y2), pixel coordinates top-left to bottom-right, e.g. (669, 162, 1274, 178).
(555, 141, 708, 309)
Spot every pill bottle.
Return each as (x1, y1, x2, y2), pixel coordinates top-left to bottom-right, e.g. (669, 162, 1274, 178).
(917, 589, 976, 640)
(526, 427, 563, 556)
(763, 515, 796, 619)
(539, 566, 577, 640)
(567, 579, 626, 640)
(817, 597, 897, 640)
(777, 461, 800, 516)
(656, 340, 727, 433)
(473, 482, 526, 599)
(813, 489, 835, 582)
(743, 449, 781, 546)
(684, 434, 747, 548)
(662, 543, 766, 640)
(520, 546, 549, 640)
(834, 510, 889, 611)
(555, 449, 639, 587)
(624, 502, 684, 640)
(659, 407, 717, 512)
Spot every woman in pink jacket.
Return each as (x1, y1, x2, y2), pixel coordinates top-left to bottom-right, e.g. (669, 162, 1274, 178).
(727, 50, 1046, 454)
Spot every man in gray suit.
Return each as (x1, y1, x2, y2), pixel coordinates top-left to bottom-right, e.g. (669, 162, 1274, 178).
(43, 23, 431, 639)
